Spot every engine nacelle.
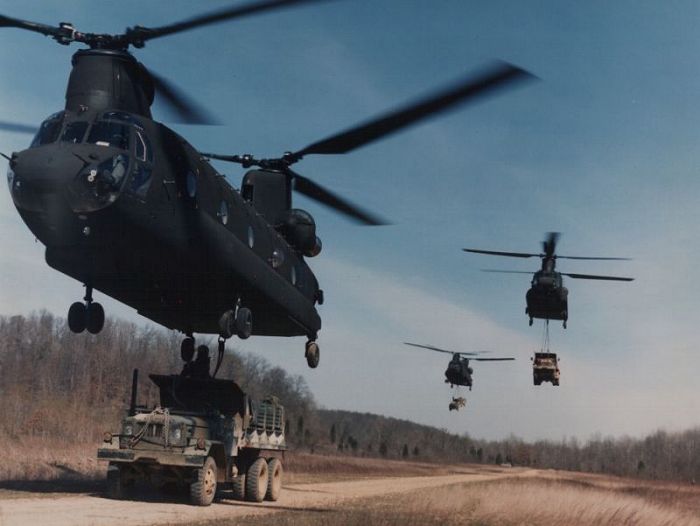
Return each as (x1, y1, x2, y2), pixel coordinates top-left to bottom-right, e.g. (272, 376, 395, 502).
(278, 209, 322, 257)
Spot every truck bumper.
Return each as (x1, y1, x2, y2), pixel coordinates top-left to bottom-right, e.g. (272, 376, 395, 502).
(97, 448, 207, 467)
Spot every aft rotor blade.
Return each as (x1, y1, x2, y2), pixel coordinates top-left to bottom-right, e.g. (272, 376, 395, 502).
(563, 272, 634, 282)
(294, 62, 536, 157)
(0, 120, 36, 134)
(290, 170, 388, 225)
(464, 248, 538, 258)
(149, 70, 219, 124)
(127, 0, 327, 44)
(403, 342, 482, 356)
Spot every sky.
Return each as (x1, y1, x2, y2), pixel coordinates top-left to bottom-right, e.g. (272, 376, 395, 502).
(1, 0, 700, 441)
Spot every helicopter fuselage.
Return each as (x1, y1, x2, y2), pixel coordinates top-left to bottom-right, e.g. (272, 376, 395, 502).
(525, 269, 568, 322)
(444, 355, 473, 388)
(8, 104, 322, 338)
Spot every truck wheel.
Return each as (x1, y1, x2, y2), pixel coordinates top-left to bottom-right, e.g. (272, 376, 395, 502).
(106, 463, 129, 500)
(190, 457, 217, 506)
(245, 458, 268, 502)
(265, 459, 283, 501)
(231, 475, 245, 500)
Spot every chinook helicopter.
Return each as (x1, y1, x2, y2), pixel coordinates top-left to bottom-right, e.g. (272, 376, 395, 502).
(0, 1, 535, 368)
(403, 342, 514, 390)
(463, 232, 633, 328)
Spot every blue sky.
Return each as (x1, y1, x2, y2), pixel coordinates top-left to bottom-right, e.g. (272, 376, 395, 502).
(1, 0, 700, 441)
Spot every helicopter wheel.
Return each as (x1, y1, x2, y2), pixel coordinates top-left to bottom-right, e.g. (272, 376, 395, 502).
(235, 307, 252, 339)
(305, 341, 320, 369)
(68, 302, 87, 333)
(181, 336, 195, 362)
(86, 302, 105, 334)
(528, 318, 533, 327)
(562, 320, 567, 329)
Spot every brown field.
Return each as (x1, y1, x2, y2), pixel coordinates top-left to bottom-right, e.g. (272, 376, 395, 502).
(1, 441, 699, 526)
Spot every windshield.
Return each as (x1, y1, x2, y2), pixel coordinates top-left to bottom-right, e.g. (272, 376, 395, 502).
(87, 120, 131, 150)
(30, 112, 64, 148)
(61, 121, 89, 144)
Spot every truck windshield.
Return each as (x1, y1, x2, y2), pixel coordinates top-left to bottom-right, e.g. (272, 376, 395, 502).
(87, 121, 131, 150)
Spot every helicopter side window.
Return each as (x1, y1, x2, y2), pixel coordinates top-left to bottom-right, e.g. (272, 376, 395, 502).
(129, 163, 152, 199)
(87, 121, 131, 151)
(134, 130, 153, 163)
(61, 121, 89, 144)
(30, 112, 64, 148)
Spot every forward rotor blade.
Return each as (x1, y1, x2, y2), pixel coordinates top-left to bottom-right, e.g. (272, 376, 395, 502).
(474, 357, 515, 362)
(543, 231, 559, 257)
(294, 62, 535, 157)
(290, 170, 388, 225)
(403, 342, 482, 356)
(464, 248, 538, 258)
(0, 120, 36, 134)
(556, 256, 632, 261)
(563, 273, 634, 282)
(480, 269, 532, 274)
(127, 0, 327, 44)
(149, 70, 219, 124)
(0, 14, 64, 39)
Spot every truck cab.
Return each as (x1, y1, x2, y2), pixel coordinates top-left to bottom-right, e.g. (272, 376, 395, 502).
(98, 373, 286, 506)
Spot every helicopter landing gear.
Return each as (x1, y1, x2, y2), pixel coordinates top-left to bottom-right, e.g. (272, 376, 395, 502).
(68, 285, 104, 334)
(181, 335, 195, 362)
(305, 340, 320, 369)
(528, 317, 533, 326)
(562, 320, 567, 329)
(218, 302, 253, 340)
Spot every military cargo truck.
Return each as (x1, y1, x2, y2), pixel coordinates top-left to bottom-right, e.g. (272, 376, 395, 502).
(98, 371, 286, 506)
(532, 352, 560, 386)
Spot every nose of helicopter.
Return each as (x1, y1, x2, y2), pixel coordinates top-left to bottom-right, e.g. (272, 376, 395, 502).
(8, 146, 85, 213)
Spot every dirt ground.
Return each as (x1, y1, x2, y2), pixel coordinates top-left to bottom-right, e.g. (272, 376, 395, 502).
(0, 462, 524, 526)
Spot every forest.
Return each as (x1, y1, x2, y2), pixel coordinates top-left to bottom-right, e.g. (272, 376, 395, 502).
(1, 312, 698, 483)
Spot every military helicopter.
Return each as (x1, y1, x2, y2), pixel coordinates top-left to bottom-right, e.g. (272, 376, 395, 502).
(463, 232, 633, 328)
(0, 1, 535, 368)
(403, 342, 514, 390)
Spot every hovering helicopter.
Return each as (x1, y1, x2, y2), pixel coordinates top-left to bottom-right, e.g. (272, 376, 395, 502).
(463, 232, 633, 328)
(403, 342, 514, 390)
(0, 1, 535, 368)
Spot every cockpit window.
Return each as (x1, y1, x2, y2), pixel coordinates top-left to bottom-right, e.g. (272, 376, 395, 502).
(101, 111, 143, 128)
(134, 130, 153, 163)
(61, 121, 89, 144)
(30, 112, 64, 148)
(87, 121, 131, 150)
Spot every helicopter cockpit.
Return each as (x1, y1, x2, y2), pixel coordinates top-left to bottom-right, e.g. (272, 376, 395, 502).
(531, 271, 560, 289)
(20, 110, 154, 212)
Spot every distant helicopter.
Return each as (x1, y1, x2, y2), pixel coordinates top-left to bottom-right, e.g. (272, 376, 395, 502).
(0, 1, 535, 369)
(463, 232, 633, 328)
(403, 342, 514, 390)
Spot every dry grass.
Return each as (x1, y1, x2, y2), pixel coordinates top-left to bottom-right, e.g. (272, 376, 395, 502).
(200, 477, 700, 526)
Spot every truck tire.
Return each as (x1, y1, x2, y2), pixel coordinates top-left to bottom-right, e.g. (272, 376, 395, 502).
(245, 458, 268, 502)
(265, 458, 283, 501)
(231, 475, 245, 500)
(190, 456, 217, 506)
(106, 463, 129, 500)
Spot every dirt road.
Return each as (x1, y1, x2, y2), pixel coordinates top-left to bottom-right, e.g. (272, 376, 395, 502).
(0, 467, 530, 526)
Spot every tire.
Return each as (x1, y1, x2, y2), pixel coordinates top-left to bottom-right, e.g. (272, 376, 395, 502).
(231, 475, 246, 501)
(106, 463, 128, 500)
(305, 341, 320, 369)
(265, 459, 282, 501)
(86, 302, 105, 334)
(235, 307, 252, 339)
(68, 302, 86, 333)
(218, 310, 235, 339)
(190, 456, 217, 506)
(245, 457, 268, 502)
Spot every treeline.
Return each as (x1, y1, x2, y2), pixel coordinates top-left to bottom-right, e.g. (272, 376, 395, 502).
(0, 312, 315, 445)
(1, 313, 699, 483)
